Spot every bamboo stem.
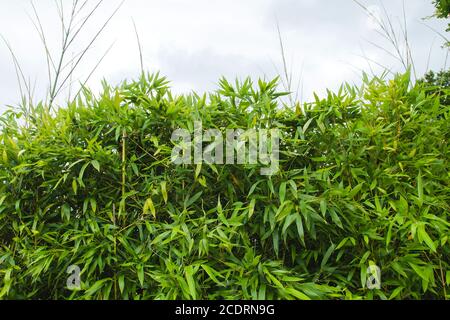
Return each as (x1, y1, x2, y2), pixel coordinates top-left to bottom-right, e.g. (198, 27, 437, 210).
(121, 128, 127, 219)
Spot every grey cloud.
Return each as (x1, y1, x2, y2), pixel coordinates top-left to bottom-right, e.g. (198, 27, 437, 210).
(0, 0, 449, 113)
(156, 47, 277, 93)
(263, 0, 448, 82)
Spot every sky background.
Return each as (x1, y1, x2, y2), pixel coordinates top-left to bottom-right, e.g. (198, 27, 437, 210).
(0, 0, 448, 112)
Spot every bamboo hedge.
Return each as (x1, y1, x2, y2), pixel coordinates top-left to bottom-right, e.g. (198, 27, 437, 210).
(0, 71, 449, 299)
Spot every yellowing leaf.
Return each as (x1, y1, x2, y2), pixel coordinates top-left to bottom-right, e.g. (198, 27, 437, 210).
(248, 198, 256, 218)
(161, 181, 168, 204)
(195, 163, 202, 179)
(72, 179, 78, 195)
(144, 197, 156, 218)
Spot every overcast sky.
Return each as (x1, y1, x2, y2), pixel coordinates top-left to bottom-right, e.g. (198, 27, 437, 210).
(0, 0, 448, 111)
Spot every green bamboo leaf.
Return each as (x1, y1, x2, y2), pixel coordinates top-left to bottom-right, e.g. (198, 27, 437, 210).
(85, 279, 110, 297)
(118, 274, 125, 294)
(386, 221, 394, 248)
(418, 225, 437, 252)
(144, 197, 156, 218)
(285, 288, 311, 300)
(303, 117, 314, 133)
(201, 265, 224, 286)
(61, 204, 71, 221)
(185, 266, 197, 300)
(389, 287, 404, 300)
(321, 244, 335, 269)
(329, 209, 343, 229)
(248, 181, 262, 197)
(185, 191, 203, 208)
(295, 215, 305, 246)
(417, 171, 424, 207)
(72, 179, 78, 195)
(91, 160, 100, 172)
(2, 150, 8, 163)
(336, 238, 348, 249)
(83, 199, 89, 214)
(320, 199, 327, 217)
(0, 269, 12, 298)
(137, 264, 144, 287)
(409, 263, 428, 281)
(248, 198, 256, 218)
(279, 182, 287, 204)
(349, 183, 363, 198)
(282, 214, 296, 235)
(161, 181, 168, 204)
(217, 196, 223, 215)
(90, 198, 97, 213)
(78, 162, 89, 187)
(195, 163, 202, 179)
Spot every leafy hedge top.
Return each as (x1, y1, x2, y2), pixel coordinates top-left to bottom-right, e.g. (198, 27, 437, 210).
(433, 0, 450, 37)
(434, 0, 450, 19)
(0, 71, 449, 299)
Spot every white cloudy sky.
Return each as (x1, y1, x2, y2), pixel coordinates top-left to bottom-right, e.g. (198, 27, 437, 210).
(0, 0, 448, 111)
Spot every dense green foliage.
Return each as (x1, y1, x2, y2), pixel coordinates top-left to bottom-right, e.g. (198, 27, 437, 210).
(432, 0, 450, 45)
(0, 71, 449, 300)
(419, 69, 450, 106)
(434, 0, 450, 20)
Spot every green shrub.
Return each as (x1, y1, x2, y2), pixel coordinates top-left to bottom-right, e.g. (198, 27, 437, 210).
(434, 0, 450, 20)
(419, 69, 450, 105)
(0, 71, 449, 300)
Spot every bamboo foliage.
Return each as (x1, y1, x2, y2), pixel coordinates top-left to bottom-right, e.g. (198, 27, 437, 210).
(0, 71, 449, 300)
